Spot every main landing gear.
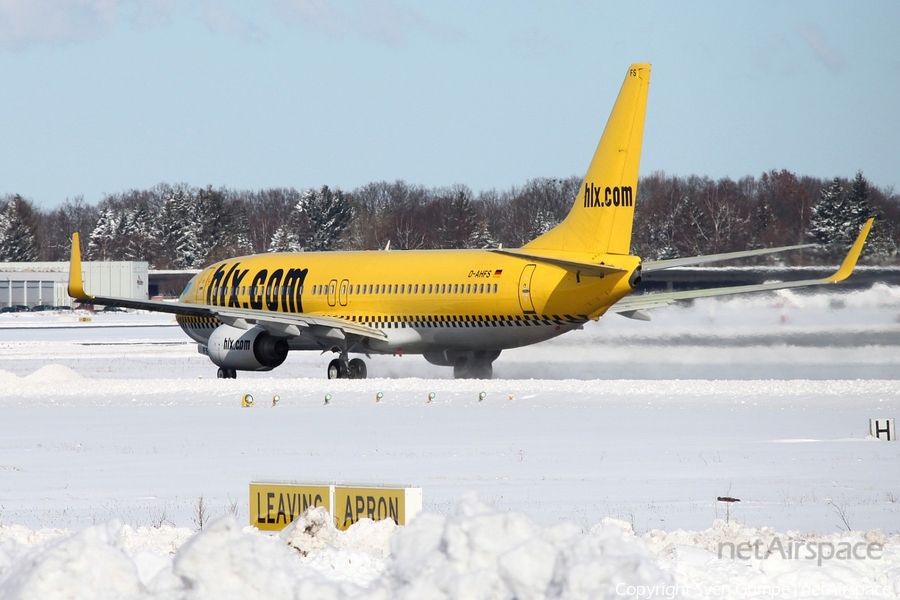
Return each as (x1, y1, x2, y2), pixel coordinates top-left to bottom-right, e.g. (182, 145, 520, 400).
(453, 357, 493, 380)
(217, 368, 237, 379)
(327, 357, 368, 379)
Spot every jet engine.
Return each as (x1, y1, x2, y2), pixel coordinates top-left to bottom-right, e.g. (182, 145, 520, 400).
(206, 324, 289, 371)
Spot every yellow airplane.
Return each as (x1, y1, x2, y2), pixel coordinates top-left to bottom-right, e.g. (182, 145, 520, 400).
(68, 63, 874, 380)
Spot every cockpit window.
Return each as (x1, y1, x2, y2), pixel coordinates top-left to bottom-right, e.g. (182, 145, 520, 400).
(181, 278, 195, 298)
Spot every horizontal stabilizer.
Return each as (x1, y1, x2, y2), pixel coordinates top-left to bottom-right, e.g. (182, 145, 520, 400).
(490, 248, 626, 277)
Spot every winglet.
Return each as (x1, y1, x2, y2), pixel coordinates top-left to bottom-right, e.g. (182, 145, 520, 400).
(826, 217, 874, 283)
(67, 233, 92, 300)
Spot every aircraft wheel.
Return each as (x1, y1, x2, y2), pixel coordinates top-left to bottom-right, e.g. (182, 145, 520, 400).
(348, 358, 367, 379)
(327, 358, 348, 380)
(217, 368, 237, 379)
(472, 362, 493, 380)
(453, 360, 468, 379)
(453, 358, 493, 380)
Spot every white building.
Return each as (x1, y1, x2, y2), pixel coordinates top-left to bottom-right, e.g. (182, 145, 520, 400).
(0, 262, 148, 309)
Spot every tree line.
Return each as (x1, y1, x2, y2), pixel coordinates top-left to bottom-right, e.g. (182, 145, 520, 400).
(0, 170, 897, 268)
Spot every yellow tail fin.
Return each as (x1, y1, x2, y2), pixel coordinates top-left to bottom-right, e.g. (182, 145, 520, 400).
(524, 63, 651, 255)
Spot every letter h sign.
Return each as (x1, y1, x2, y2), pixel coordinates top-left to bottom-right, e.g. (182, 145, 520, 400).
(869, 418, 896, 441)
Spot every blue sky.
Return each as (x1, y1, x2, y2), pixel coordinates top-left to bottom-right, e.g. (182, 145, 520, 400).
(1, 0, 897, 209)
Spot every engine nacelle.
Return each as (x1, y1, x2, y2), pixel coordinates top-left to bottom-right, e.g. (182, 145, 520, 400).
(206, 325, 289, 371)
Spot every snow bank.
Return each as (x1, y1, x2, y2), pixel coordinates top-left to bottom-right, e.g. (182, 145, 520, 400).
(644, 520, 900, 599)
(0, 496, 668, 599)
(0, 520, 144, 599)
(378, 493, 669, 599)
(22, 364, 82, 383)
(2, 500, 898, 599)
(0, 370, 17, 387)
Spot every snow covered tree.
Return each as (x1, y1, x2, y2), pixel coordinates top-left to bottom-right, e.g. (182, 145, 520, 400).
(0, 195, 39, 261)
(267, 225, 299, 253)
(194, 186, 251, 265)
(808, 178, 852, 249)
(847, 170, 872, 228)
(39, 196, 99, 261)
(467, 219, 497, 249)
(122, 204, 157, 261)
(154, 186, 203, 269)
(281, 186, 353, 252)
(247, 188, 302, 253)
(87, 206, 120, 260)
(435, 187, 477, 249)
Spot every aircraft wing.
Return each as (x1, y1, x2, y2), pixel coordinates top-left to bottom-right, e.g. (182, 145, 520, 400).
(642, 243, 815, 272)
(609, 218, 874, 318)
(66, 234, 386, 342)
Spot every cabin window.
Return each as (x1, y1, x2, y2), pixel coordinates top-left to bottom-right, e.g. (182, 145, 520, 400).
(428, 284, 432, 293)
(493, 284, 498, 293)
(453, 284, 458, 294)
(414, 284, 418, 294)
(466, 284, 471, 294)
(400, 284, 405, 294)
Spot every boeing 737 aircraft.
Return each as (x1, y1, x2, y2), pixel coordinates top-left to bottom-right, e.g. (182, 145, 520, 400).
(68, 63, 874, 380)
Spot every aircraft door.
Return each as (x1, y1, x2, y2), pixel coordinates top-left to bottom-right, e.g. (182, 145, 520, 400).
(518, 264, 537, 314)
(339, 279, 349, 306)
(327, 279, 338, 307)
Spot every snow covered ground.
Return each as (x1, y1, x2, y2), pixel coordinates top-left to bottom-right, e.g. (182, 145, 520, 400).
(1, 284, 899, 598)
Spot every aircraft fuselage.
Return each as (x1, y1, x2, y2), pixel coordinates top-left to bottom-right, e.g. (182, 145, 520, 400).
(176, 249, 641, 357)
